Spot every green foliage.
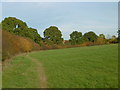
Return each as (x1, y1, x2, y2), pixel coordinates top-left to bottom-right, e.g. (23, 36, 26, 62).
(118, 30, 120, 36)
(69, 31, 82, 45)
(109, 35, 118, 43)
(43, 26, 63, 45)
(2, 17, 42, 45)
(117, 30, 120, 42)
(99, 34, 105, 39)
(94, 34, 106, 45)
(26, 28, 42, 45)
(83, 31, 98, 42)
(2, 17, 27, 33)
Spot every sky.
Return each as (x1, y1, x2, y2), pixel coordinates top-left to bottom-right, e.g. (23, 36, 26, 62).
(1, 0, 119, 2)
(1, 2, 118, 40)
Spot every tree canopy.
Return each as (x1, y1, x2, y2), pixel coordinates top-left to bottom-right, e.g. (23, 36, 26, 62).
(69, 31, 82, 45)
(118, 30, 120, 40)
(2, 17, 27, 33)
(1, 17, 118, 47)
(43, 26, 63, 45)
(83, 31, 98, 42)
(2, 17, 42, 45)
(99, 34, 105, 39)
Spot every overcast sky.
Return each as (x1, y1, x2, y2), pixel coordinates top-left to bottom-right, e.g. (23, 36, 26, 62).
(1, 2, 118, 39)
(1, 0, 119, 2)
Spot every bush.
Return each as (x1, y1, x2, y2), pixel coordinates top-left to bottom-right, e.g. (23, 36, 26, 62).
(95, 38, 107, 45)
(80, 42, 94, 47)
(109, 39, 118, 44)
(2, 30, 40, 61)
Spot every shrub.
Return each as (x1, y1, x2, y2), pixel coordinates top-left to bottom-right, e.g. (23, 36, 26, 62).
(109, 39, 118, 44)
(2, 30, 40, 61)
(80, 42, 94, 47)
(95, 38, 107, 45)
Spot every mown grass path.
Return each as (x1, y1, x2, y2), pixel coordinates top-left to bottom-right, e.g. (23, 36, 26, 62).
(3, 54, 47, 88)
(26, 55, 47, 88)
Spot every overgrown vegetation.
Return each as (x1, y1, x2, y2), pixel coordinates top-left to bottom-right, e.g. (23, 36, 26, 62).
(1, 17, 119, 61)
(117, 30, 120, 42)
(2, 30, 40, 60)
(1, 17, 42, 45)
(2, 16, 118, 88)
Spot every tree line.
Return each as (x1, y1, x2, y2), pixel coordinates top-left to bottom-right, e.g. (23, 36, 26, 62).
(1, 17, 119, 46)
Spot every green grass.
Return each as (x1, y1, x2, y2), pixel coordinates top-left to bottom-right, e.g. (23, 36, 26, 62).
(3, 55, 40, 88)
(3, 44, 118, 88)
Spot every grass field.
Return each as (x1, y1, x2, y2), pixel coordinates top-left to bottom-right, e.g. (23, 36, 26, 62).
(3, 44, 118, 88)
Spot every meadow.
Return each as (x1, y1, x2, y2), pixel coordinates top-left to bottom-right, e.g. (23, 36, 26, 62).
(3, 44, 118, 88)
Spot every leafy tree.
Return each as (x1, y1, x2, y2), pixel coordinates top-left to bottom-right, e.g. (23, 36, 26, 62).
(69, 31, 82, 45)
(118, 30, 120, 42)
(109, 35, 118, 43)
(43, 26, 63, 45)
(2, 17, 42, 45)
(99, 34, 105, 39)
(95, 34, 106, 45)
(25, 28, 42, 45)
(2, 17, 28, 34)
(83, 31, 98, 42)
(112, 35, 116, 39)
(118, 30, 120, 36)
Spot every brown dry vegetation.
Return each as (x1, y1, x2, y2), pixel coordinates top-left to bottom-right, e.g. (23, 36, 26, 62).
(2, 30, 115, 61)
(2, 30, 40, 60)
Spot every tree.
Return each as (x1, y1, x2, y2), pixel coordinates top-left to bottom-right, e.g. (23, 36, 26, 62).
(25, 28, 42, 45)
(112, 35, 116, 39)
(69, 31, 82, 45)
(118, 30, 120, 42)
(43, 26, 63, 45)
(83, 31, 98, 42)
(2, 17, 28, 34)
(99, 34, 105, 39)
(109, 35, 118, 43)
(118, 30, 120, 35)
(95, 34, 106, 45)
(2, 17, 42, 45)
